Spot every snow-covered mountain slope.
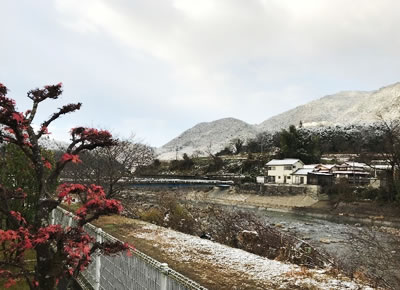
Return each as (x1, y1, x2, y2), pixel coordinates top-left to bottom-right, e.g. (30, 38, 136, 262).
(39, 137, 69, 150)
(157, 82, 400, 160)
(157, 118, 258, 160)
(258, 82, 400, 131)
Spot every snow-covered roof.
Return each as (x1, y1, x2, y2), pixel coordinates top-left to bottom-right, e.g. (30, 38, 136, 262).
(309, 172, 333, 176)
(332, 171, 370, 175)
(303, 164, 319, 169)
(371, 165, 391, 170)
(318, 164, 335, 169)
(266, 159, 302, 166)
(344, 161, 367, 167)
(291, 168, 314, 175)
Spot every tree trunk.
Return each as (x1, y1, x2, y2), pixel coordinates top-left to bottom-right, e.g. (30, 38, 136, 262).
(36, 244, 57, 290)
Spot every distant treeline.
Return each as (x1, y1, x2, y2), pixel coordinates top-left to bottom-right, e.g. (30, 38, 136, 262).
(218, 123, 392, 164)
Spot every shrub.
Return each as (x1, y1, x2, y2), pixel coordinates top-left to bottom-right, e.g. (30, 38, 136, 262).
(140, 208, 164, 224)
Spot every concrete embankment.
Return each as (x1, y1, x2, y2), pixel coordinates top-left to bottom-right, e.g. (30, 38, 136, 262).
(237, 183, 321, 199)
(186, 187, 319, 209)
(184, 186, 400, 228)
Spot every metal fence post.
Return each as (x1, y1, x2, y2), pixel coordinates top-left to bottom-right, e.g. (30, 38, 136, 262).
(50, 209, 55, 225)
(68, 215, 72, 227)
(160, 263, 169, 290)
(94, 227, 103, 290)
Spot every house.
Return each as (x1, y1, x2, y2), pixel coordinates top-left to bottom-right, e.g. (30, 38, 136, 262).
(331, 162, 370, 185)
(256, 176, 265, 183)
(291, 168, 314, 184)
(307, 171, 334, 186)
(266, 159, 304, 184)
(265, 159, 377, 186)
(314, 164, 335, 173)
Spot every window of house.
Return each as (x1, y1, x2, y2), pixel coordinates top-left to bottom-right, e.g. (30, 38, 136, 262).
(278, 176, 281, 179)
(284, 166, 292, 170)
(287, 176, 291, 179)
(268, 166, 276, 170)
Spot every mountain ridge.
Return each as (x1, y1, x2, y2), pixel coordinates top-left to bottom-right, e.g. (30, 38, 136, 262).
(157, 81, 400, 160)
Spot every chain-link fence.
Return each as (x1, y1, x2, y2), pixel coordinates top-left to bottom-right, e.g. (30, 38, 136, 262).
(51, 207, 207, 290)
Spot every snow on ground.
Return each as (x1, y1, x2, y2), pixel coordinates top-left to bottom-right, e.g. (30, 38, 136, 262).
(132, 222, 374, 289)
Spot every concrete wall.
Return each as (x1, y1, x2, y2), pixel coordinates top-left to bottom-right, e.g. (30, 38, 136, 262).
(238, 183, 320, 199)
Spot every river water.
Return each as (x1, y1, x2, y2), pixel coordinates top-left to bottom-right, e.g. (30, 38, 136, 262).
(214, 203, 400, 289)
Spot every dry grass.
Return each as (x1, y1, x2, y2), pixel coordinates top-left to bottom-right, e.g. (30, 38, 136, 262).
(0, 249, 36, 289)
(285, 266, 315, 279)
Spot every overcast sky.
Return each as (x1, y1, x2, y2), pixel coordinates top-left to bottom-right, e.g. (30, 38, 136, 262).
(1, 0, 400, 147)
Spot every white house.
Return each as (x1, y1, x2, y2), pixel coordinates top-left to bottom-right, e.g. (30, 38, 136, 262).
(266, 159, 304, 184)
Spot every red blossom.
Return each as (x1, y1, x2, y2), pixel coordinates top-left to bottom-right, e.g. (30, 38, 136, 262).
(41, 157, 52, 169)
(33, 225, 63, 245)
(0, 83, 7, 96)
(57, 183, 123, 220)
(70, 127, 115, 146)
(76, 197, 123, 220)
(61, 153, 82, 163)
(10, 211, 27, 224)
(40, 126, 50, 135)
(4, 278, 16, 288)
(57, 183, 86, 199)
(44, 160, 52, 169)
(4, 127, 14, 134)
(11, 112, 24, 124)
(0, 270, 17, 289)
(0, 229, 18, 241)
(27, 83, 63, 102)
(124, 242, 135, 256)
(16, 188, 27, 199)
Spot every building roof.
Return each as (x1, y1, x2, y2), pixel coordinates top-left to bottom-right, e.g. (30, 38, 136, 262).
(303, 164, 319, 169)
(332, 171, 370, 175)
(344, 162, 367, 168)
(291, 168, 314, 175)
(309, 172, 333, 176)
(318, 164, 335, 169)
(372, 165, 391, 170)
(266, 159, 303, 166)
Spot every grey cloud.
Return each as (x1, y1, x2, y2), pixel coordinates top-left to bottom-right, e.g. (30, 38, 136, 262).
(1, 0, 400, 146)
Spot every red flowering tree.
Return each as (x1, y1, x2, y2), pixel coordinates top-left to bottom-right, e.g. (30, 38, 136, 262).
(0, 83, 131, 289)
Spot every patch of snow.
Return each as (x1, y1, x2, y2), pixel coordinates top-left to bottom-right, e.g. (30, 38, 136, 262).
(134, 223, 374, 289)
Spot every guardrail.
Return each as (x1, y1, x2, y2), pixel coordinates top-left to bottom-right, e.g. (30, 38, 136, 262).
(51, 207, 207, 290)
(132, 178, 234, 185)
